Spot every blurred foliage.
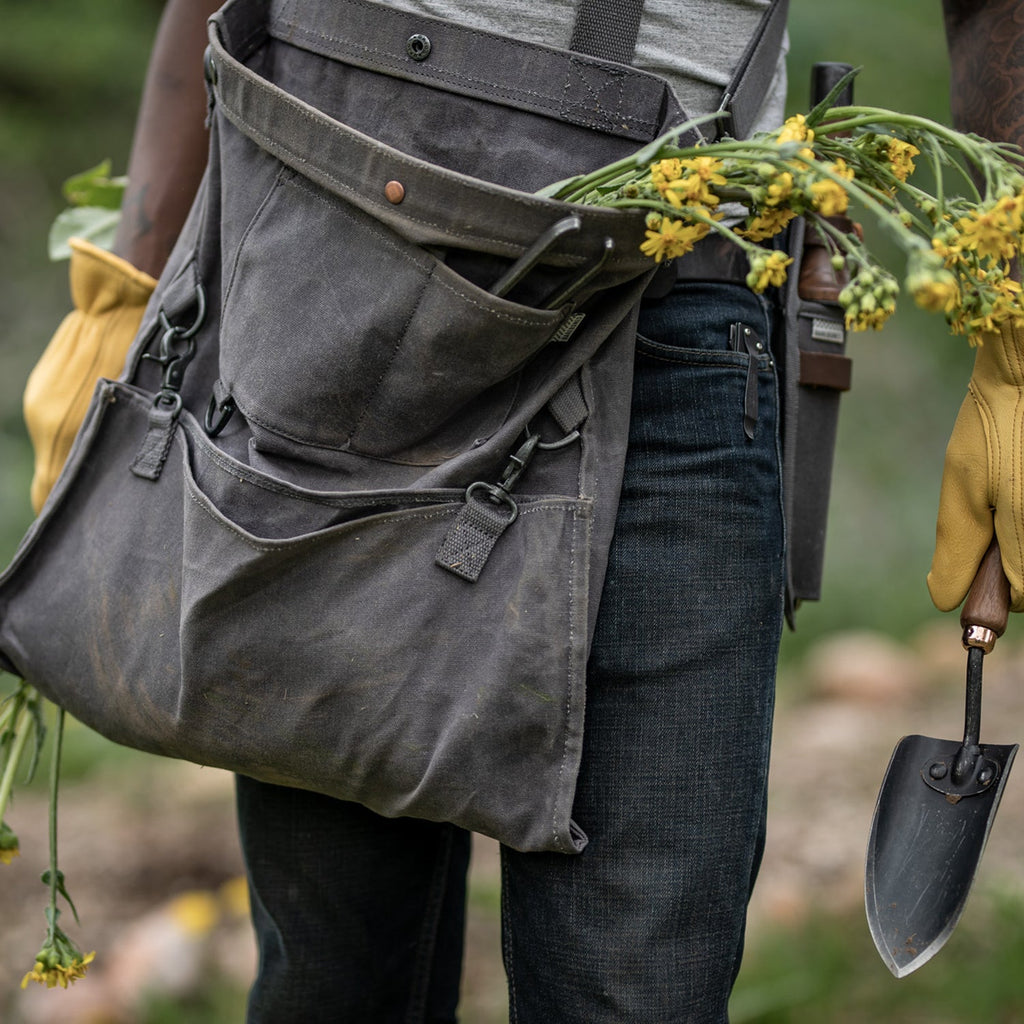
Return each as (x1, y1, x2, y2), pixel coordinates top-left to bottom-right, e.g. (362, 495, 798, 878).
(732, 889, 1024, 1023)
(0, 0, 164, 562)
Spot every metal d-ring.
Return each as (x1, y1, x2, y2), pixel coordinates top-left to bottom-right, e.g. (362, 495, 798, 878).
(152, 390, 183, 417)
(465, 481, 519, 524)
(158, 282, 207, 341)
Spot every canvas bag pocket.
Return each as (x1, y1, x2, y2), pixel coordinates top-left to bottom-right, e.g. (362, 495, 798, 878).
(219, 167, 567, 464)
(0, 380, 591, 853)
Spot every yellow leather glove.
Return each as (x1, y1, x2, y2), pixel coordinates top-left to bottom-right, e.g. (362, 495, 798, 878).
(929, 322, 1024, 612)
(24, 238, 156, 512)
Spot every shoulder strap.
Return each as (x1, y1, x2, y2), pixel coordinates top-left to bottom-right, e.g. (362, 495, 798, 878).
(569, 0, 645, 64)
(713, 0, 789, 141)
(569, 0, 789, 141)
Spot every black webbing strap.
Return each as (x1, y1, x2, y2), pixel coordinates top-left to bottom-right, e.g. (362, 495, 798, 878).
(713, 0, 790, 140)
(569, 0, 645, 64)
(568, 0, 788, 141)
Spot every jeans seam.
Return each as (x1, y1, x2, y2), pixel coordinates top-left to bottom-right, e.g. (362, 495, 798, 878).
(499, 845, 519, 1023)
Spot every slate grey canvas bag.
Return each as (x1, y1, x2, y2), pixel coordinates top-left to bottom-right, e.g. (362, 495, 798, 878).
(0, 0, 697, 854)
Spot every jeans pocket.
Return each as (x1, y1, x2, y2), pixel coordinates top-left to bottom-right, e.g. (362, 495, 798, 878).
(636, 280, 771, 357)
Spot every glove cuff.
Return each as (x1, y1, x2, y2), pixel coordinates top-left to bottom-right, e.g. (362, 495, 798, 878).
(973, 321, 1024, 387)
(67, 237, 157, 317)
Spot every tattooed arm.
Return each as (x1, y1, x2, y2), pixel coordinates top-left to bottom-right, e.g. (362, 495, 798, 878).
(112, 0, 222, 278)
(942, 0, 1024, 147)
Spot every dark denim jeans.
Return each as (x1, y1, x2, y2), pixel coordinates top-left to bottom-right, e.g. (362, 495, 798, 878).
(235, 280, 786, 1023)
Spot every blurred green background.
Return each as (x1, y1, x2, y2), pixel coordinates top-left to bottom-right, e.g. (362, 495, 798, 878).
(1, 1, 1019, 1022)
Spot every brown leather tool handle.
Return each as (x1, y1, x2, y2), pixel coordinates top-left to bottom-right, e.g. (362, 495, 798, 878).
(961, 538, 1010, 649)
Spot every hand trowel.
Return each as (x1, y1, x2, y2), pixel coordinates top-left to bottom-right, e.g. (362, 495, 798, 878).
(865, 539, 1018, 977)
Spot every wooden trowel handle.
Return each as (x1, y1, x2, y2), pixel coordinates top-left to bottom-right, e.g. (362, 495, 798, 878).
(961, 539, 1010, 645)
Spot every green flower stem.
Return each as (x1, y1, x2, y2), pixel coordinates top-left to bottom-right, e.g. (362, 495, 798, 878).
(552, 139, 789, 204)
(809, 214, 869, 266)
(46, 706, 65, 945)
(0, 697, 17, 739)
(791, 152, 924, 255)
(817, 107, 984, 153)
(924, 138, 949, 209)
(0, 698, 34, 825)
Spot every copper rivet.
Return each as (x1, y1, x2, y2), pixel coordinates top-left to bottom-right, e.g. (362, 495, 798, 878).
(385, 180, 406, 204)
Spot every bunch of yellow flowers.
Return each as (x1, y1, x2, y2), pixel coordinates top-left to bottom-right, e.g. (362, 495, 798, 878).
(541, 83, 1024, 344)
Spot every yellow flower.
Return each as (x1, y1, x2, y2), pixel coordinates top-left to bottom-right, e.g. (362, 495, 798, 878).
(21, 951, 95, 990)
(838, 266, 899, 331)
(650, 156, 727, 209)
(219, 875, 251, 918)
(650, 159, 683, 191)
(885, 137, 920, 182)
(993, 192, 1024, 233)
(168, 891, 221, 936)
(777, 114, 814, 146)
(735, 207, 798, 242)
(810, 159, 855, 217)
(680, 156, 727, 185)
(811, 179, 849, 217)
(911, 274, 960, 314)
(640, 216, 711, 262)
(746, 250, 793, 293)
(907, 249, 961, 313)
(845, 305, 893, 331)
(957, 202, 1021, 261)
(764, 171, 794, 207)
(931, 234, 965, 268)
(0, 845, 18, 865)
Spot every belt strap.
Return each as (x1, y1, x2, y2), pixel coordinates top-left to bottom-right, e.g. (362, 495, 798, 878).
(569, 0, 788, 141)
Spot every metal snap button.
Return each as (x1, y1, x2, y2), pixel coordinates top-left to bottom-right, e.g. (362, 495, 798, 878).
(203, 45, 217, 86)
(406, 34, 431, 61)
(384, 180, 406, 204)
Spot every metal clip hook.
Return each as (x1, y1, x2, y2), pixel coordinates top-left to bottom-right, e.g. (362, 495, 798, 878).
(140, 282, 207, 405)
(497, 434, 540, 493)
(488, 215, 582, 299)
(542, 237, 615, 309)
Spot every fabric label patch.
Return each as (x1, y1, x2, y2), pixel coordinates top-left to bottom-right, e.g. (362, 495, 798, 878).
(811, 317, 845, 344)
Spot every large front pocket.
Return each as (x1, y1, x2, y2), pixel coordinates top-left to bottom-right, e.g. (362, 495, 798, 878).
(219, 168, 566, 465)
(0, 381, 591, 853)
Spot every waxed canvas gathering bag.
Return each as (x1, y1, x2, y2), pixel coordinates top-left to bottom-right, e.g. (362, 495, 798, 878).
(0, 0, 786, 853)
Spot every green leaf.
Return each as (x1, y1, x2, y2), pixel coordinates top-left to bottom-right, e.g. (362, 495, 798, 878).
(535, 174, 587, 199)
(61, 159, 127, 210)
(806, 67, 863, 129)
(48, 206, 122, 261)
(42, 868, 81, 926)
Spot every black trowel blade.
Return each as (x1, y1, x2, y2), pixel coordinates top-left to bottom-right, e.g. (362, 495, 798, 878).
(865, 733, 1017, 977)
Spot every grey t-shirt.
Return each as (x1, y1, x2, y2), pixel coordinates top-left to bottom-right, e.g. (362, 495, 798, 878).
(383, 0, 788, 135)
